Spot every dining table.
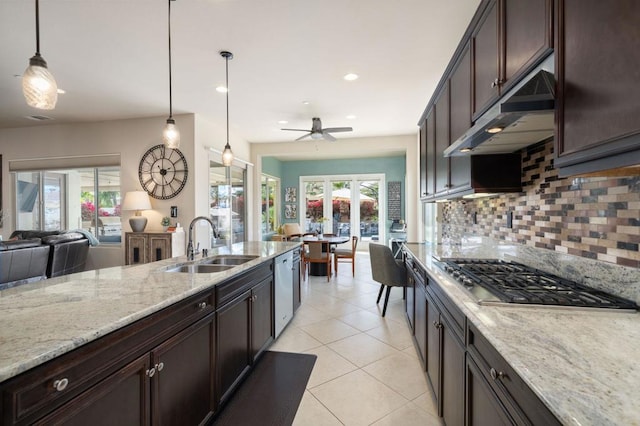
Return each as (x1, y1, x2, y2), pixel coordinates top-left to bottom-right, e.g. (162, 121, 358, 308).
(301, 235, 350, 276)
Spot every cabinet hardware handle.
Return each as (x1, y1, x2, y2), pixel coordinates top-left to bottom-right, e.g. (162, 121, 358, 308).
(155, 362, 164, 372)
(53, 378, 69, 392)
(146, 367, 156, 377)
(490, 367, 505, 380)
(197, 302, 207, 310)
(432, 321, 442, 329)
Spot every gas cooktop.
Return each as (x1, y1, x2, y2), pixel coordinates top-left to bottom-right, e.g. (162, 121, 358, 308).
(434, 258, 638, 311)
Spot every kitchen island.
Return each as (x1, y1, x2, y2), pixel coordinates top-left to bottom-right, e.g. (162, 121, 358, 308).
(0, 241, 301, 425)
(403, 238, 640, 426)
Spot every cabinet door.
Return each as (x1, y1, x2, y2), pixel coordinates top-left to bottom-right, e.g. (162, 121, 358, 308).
(555, 0, 640, 171)
(465, 356, 513, 426)
(419, 121, 428, 199)
(292, 252, 301, 312)
(434, 84, 450, 195)
(449, 43, 472, 191)
(251, 277, 274, 362)
(440, 315, 465, 426)
(414, 282, 427, 366)
(425, 292, 441, 409)
(472, 0, 500, 119)
(216, 290, 251, 404)
(405, 267, 415, 332)
(34, 354, 151, 426)
(149, 234, 172, 262)
(503, 0, 552, 89)
(125, 233, 148, 265)
(152, 315, 216, 426)
(426, 112, 436, 198)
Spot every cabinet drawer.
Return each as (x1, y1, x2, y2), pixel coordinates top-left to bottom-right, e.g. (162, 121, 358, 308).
(427, 276, 465, 342)
(467, 323, 561, 426)
(215, 262, 272, 308)
(405, 255, 426, 289)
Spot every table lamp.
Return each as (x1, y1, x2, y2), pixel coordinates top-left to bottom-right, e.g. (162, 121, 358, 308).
(122, 191, 152, 232)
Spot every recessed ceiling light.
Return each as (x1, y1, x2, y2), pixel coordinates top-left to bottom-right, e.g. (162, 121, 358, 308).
(278, 120, 288, 124)
(346, 115, 356, 120)
(302, 101, 310, 105)
(344, 73, 359, 81)
(486, 126, 504, 134)
(216, 86, 228, 93)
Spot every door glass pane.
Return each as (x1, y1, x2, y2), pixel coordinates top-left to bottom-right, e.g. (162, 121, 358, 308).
(230, 167, 245, 244)
(359, 180, 379, 242)
(304, 180, 324, 233)
(96, 168, 121, 242)
(210, 162, 246, 246)
(261, 175, 278, 234)
(43, 172, 64, 231)
(80, 170, 96, 235)
(331, 180, 351, 236)
(16, 172, 41, 230)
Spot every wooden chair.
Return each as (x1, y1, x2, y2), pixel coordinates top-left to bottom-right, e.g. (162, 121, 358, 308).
(305, 241, 332, 281)
(334, 236, 358, 276)
(369, 243, 406, 316)
(282, 223, 315, 241)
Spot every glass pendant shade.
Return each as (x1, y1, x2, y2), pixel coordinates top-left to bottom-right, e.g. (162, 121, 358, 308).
(163, 118, 180, 149)
(23, 55, 57, 110)
(222, 143, 234, 166)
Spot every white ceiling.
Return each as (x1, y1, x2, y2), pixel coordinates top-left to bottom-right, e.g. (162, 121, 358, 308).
(0, 0, 480, 144)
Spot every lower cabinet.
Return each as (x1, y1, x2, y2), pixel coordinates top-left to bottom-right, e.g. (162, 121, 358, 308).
(465, 356, 513, 426)
(292, 248, 301, 312)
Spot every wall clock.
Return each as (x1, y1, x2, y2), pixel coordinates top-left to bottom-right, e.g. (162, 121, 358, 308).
(138, 144, 188, 200)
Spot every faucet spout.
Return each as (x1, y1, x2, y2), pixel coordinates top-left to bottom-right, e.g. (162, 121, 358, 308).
(187, 216, 217, 261)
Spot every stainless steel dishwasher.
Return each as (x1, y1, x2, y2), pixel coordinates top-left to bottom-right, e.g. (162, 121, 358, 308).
(274, 251, 294, 337)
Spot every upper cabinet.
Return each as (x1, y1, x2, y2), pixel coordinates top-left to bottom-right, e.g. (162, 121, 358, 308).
(555, 0, 640, 176)
(472, 0, 553, 120)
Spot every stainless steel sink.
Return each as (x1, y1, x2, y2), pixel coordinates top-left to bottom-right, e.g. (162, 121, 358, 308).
(164, 264, 234, 273)
(200, 255, 259, 266)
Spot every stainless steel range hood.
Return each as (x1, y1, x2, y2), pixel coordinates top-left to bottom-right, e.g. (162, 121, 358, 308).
(445, 55, 555, 157)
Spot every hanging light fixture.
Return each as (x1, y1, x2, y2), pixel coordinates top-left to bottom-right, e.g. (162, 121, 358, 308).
(162, 0, 180, 148)
(22, 0, 58, 110)
(220, 51, 234, 166)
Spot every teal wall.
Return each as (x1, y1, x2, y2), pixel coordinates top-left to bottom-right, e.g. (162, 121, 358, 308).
(261, 155, 406, 239)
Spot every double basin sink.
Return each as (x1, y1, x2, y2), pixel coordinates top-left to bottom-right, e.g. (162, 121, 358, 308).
(164, 255, 259, 273)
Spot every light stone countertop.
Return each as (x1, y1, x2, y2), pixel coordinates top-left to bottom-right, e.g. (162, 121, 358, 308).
(0, 241, 300, 383)
(403, 238, 640, 426)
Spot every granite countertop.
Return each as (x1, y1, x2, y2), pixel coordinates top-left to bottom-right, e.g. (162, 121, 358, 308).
(0, 241, 300, 383)
(403, 238, 640, 426)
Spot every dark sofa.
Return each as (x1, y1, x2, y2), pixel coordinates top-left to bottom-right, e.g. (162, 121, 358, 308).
(0, 231, 90, 288)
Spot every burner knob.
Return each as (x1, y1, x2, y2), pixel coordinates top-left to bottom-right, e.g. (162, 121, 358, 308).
(462, 278, 474, 287)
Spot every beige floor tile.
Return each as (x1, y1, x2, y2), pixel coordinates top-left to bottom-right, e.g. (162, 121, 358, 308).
(303, 345, 358, 388)
(402, 345, 419, 360)
(338, 309, 388, 332)
(300, 318, 360, 344)
(289, 304, 333, 327)
(310, 369, 408, 426)
(366, 319, 414, 350)
(293, 391, 343, 426)
(328, 333, 399, 367)
(412, 391, 439, 418)
(343, 292, 383, 310)
(269, 326, 323, 353)
(371, 401, 443, 426)
(363, 352, 429, 400)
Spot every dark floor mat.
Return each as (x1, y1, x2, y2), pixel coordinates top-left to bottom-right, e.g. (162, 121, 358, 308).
(212, 351, 317, 426)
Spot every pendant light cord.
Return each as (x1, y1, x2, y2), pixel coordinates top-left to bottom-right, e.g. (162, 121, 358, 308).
(35, 0, 40, 55)
(168, 0, 173, 119)
(225, 55, 229, 146)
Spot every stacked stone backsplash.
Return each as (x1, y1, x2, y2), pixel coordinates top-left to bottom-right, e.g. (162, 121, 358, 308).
(442, 140, 640, 268)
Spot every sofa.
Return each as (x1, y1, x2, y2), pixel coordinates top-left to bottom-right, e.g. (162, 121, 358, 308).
(0, 231, 90, 288)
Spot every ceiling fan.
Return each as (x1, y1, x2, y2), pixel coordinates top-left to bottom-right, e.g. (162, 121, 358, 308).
(281, 117, 353, 141)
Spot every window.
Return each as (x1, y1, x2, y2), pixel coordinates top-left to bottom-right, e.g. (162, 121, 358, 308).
(209, 161, 247, 245)
(15, 167, 122, 243)
(261, 174, 280, 234)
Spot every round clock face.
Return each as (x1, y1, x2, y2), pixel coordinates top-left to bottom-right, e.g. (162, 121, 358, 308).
(138, 144, 188, 200)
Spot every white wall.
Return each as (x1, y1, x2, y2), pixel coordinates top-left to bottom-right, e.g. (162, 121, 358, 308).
(0, 114, 204, 269)
(250, 134, 420, 243)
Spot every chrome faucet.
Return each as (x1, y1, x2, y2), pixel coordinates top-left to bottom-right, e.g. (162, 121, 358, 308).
(187, 216, 218, 260)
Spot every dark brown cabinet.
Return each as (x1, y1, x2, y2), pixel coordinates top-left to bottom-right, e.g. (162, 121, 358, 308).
(555, 0, 640, 176)
(434, 85, 450, 196)
(440, 312, 465, 426)
(251, 277, 274, 362)
(472, 0, 500, 119)
(465, 356, 513, 426)
(419, 121, 429, 199)
(449, 43, 472, 192)
(405, 265, 416, 333)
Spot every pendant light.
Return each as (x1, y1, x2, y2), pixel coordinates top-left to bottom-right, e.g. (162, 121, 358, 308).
(22, 0, 58, 110)
(162, 0, 180, 149)
(220, 51, 234, 166)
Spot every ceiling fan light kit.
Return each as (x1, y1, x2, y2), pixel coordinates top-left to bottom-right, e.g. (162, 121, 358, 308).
(281, 117, 353, 142)
(162, 0, 181, 149)
(22, 0, 58, 110)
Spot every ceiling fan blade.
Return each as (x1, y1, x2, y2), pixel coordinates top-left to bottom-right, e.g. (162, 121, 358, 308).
(281, 128, 310, 132)
(322, 132, 337, 141)
(295, 133, 312, 141)
(322, 127, 352, 133)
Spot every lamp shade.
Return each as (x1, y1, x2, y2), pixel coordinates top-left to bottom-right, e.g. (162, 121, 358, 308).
(122, 191, 151, 232)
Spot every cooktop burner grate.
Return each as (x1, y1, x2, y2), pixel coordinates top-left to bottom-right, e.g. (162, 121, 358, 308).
(438, 258, 638, 310)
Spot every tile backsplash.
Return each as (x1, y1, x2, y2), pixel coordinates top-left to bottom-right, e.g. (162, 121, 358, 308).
(441, 140, 640, 268)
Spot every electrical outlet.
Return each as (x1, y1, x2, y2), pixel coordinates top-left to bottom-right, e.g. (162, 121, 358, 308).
(506, 211, 513, 228)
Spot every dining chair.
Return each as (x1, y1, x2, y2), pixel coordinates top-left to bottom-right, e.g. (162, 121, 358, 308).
(306, 241, 332, 281)
(334, 236, 358, 276)
(369, 243, 406, 316)
(282, 223, 315, 241)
